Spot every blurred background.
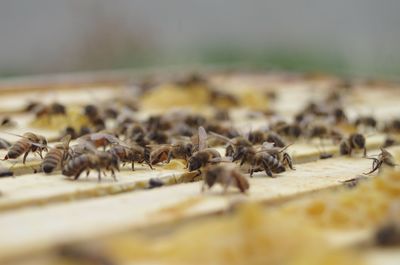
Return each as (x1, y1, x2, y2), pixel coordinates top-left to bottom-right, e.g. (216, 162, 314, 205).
(1, 0, 400, 78)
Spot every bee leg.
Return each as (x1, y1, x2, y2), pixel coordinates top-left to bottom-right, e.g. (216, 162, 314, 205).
(363, 148, 367, 157)
(167, 151, 173, 164)
(22, 151, 30, 164)
(364, 158, 382, 174)
(283, 153, 295, 170)
(131, 162, 135, 171)
(86, 170, 90, 177)
(111, 169, 117, 181)
(249, 167, 254, 178)
(145, 160, 153, 170)
(262, 161, 273, 177)
(97, 169, 102, 182)
(74, 170, 83, 180)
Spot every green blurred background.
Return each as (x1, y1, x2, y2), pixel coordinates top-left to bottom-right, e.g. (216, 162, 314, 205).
(1, 0, 400, 78)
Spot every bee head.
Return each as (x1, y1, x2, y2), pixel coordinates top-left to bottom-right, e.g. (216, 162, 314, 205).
(185, 143, 194, 157)
(232, 147, 247, 162)
(188, 156, 201, 171)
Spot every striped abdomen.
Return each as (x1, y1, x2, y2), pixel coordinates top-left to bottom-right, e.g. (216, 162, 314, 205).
(4, 140, 31, 159)
(42, 148, 64, 173)
(62, 155, 90, 177)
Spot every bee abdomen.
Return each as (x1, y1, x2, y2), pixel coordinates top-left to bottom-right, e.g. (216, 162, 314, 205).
(264, 155, 281, 170)
(62, 155, 89, 177)
(5, 141, 30, 159)
(42, 149, 63, 173)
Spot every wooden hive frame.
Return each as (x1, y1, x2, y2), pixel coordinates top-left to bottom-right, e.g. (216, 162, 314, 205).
(0, 69, 399, 264)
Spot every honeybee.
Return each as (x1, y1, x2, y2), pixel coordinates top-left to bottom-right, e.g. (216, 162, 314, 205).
(35, 102, 66, 118)
(339, 133, 367, 156)
(149, 142, 194, 165)
(77, 133, 120, 150)
(307, 124, 343, 142)
(250, 131, 287, 148)
(384, 119, 400, 134)
(233, 143, 293, 177)
(123, 123, 146, 143)
(383, 136, 397, 148)
(272, 121, 302, 139)
(364, 148, 397, 174)
(62, 151, 120, 181)
(202, 164, 249, 194)
(83, 104, 100, 121)
(3, 132, 48, 164)
(146, 130, 169, 144)
(108, 144, 152, 170)
(0, 116, 16, 127)
(354, 116, 377, 130)
(41, 135, 71, 174)
(209, 132, 252, 157)
(188, 127, 224, 172)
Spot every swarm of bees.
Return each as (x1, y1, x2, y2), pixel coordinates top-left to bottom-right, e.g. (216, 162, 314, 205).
(1, 73, 399, 194)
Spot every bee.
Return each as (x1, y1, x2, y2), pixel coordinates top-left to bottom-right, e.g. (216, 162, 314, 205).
(3, 132, 48, 164)
(41, 135, 71, 174)
(384, 119, 400, 134)
(77, 133, 120, 150)
(383, 136, 397, 148)
(339, 133, 367, 156)
(0, 116, 16, 127)
(375, 222, 400, 246)
(83, 104, 100, 121)
(146, 130, 169, 144)
(332, 107, 348, 124)
(149, 142, 194, 165)
(108, 144, 152, 170)
(62, 151, 120, 181)
(354, 116, 377, 130)
(233, 143, 293, 177)
(0, 138, 11, 150)
(201, 164, 249, 194)
(209, 132, 252, 157)
(35, 102, 66, 118)
(307, 124, 343, 142)
(206, 122, 239, 139)
(188, 127, 224, 172)
(364, 148, 397, 174)
(272, 121, 302, 139)
(123, 123, 146, 143)
(58, 245, 115, 265)
(209, 89, 239, 107)
(374, 203, 400, 246)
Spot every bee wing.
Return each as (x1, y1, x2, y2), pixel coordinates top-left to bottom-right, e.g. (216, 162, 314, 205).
(0, 131, 48, 148)
(60, 134, 71, 145)
(259, 141, 279, 153)
(209, 157, 233, 163)
(209, 132, 231, 143)
(72, 141, 98, 154)
(198, 126, 208, 151)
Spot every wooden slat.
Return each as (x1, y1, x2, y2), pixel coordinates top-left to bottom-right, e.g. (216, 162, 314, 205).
(0, 135, 388, 212)
(0, 146, 395, 263)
